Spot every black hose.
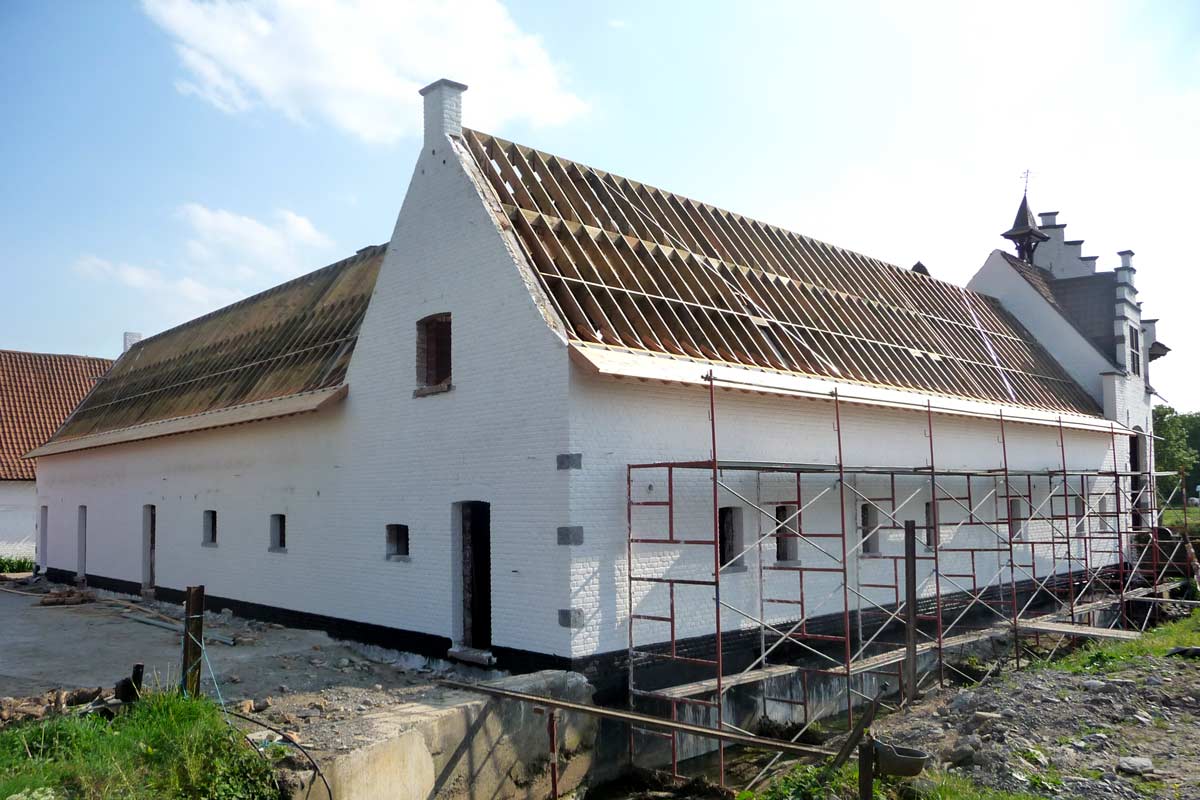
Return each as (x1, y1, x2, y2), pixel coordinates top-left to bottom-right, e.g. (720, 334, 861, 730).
(222, 708, 334, 800)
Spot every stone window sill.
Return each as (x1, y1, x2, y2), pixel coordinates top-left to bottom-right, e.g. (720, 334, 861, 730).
(268, 547, 287, 554)
(774, 559, 804, 568)
(201, 541, 218, 548)
(413, 382, 453, 398)
(387, 554, 411, 563)
(723, 564, 748, 574)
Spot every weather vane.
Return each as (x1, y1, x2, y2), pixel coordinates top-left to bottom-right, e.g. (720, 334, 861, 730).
(1021, 169, 1031, 193)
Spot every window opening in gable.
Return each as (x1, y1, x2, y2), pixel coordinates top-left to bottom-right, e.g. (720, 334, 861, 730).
(416, 313, 452, 392)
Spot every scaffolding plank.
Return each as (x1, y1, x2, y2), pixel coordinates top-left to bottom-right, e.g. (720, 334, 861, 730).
(655, 625, 1008, 699)
(849, 626, 1008, 674)
(1019, 620, 1141, 641)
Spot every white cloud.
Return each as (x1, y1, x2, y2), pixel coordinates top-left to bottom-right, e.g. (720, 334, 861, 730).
(750, 1, 1200, 407)
(607, 19, 629, 29)
(142, 0, 588, 143)
(73, 255, 243, 321)
(75, 205, 335, 332)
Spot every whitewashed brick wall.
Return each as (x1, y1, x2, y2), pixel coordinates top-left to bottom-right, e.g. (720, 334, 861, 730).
(36, 127, 576, 658)
(565, 369, 1125, 658)
(0, 480, 35, 559)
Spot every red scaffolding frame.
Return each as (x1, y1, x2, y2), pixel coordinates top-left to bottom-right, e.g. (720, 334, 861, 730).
(626, 374, 1195, 788)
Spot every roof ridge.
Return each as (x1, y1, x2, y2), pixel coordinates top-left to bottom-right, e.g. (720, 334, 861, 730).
(0, 349, 113, 361)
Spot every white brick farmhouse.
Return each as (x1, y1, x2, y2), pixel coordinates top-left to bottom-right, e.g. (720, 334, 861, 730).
(30, 81, 1167, 690)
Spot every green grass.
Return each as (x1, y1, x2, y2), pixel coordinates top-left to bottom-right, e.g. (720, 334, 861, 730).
(1160, 507, 1198, 532)
(0, 556, 34, 573)
(743, 763, 1046, 800)
(0, 692, 282, 800)
(1046, 609, 1200, 674)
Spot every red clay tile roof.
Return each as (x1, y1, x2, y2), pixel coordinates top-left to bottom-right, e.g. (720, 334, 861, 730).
(0, 350, 114, 480)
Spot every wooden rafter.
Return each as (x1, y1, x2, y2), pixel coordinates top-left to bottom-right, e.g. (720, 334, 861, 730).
(461, 129, 1101, 417)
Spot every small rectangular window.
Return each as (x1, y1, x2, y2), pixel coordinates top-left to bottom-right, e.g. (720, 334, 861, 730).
(860, 503, 880, 555)
(718, 507, 744, 569)
(386, 524, 410, 559)
(203, 510, 217, 545)
(924, 501, 937, 549)
(416, 313, 452, 391)
(1007, 498, 1025, 540)
(1073, 497, 1086, 535)
(270, 514, 287, 552)
(774, 505, 799, 562)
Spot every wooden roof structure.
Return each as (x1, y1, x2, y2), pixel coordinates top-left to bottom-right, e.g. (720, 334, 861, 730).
(0, 350, 113, 479)
(461, 129, 1101, 417)
(38, 245, 385, 451)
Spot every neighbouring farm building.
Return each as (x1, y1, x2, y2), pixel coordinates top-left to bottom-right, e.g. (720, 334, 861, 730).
(1, 350, 112, 559)
(30, 81, 1170, 700)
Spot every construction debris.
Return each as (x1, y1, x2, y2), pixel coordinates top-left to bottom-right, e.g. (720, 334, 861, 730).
(38, 587, 97, 606)
(865, 652, 1200, 799)
(0, 665, 143, 726)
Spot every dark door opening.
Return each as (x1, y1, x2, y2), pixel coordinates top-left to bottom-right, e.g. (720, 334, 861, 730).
(143, 505, 156, 589)
(1130, 433, 1143, 530)
(461, 501, 492, 649)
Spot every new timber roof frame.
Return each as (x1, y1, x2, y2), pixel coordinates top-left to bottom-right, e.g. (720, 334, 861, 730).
(461, 130, 1101, 417)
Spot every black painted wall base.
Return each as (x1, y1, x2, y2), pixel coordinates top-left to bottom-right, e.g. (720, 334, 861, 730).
(41, 566, 1121, 701)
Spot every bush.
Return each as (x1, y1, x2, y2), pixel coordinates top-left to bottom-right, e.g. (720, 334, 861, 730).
(0, 556, 35, 573)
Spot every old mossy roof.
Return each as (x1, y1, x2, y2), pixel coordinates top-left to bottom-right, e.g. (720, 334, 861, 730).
(46, 245, 386, 445)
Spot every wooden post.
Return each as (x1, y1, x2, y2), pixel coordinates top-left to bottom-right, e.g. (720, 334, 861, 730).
(857, 736, 874, 800)
(904, 520, 918, 705)
(548, 708, 560, 799)
(181, 585, 205, 697)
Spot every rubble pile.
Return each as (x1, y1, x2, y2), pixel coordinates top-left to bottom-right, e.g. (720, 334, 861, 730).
(870, 654, 1200, 799)
(0, 685, 127, 726)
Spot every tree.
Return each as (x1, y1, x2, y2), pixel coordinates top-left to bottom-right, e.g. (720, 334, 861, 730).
(1153, 405, 1199, 504)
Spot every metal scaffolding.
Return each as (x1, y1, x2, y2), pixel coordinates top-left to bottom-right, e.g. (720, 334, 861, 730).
(626, 374, 1195, 787)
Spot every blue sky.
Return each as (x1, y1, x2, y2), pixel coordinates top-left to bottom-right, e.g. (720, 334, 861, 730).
(2, 1, 1198, 409)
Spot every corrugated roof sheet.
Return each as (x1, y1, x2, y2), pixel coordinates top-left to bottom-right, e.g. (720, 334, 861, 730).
(461, 130, 1101, 417)
(1001, 253, 1118, 365)
(0, 350, 113, 479)
(45, 245, 386, 446)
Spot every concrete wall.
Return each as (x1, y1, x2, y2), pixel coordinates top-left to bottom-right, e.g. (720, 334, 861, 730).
(564, 368, 1123, 658)
(287, 671, 597, 800)
(0, 480, 36, 559)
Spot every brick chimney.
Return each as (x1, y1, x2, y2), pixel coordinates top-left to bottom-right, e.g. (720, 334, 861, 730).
(123, 332, 142, 353)
(419, 79, 468, 146)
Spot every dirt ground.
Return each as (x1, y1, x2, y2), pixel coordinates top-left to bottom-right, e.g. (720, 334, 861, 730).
(0, 577, 500, 755)
(865, 648, 1200, 800)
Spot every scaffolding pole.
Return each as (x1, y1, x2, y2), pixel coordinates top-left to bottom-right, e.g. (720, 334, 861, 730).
(625, 375, 1186, 789)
